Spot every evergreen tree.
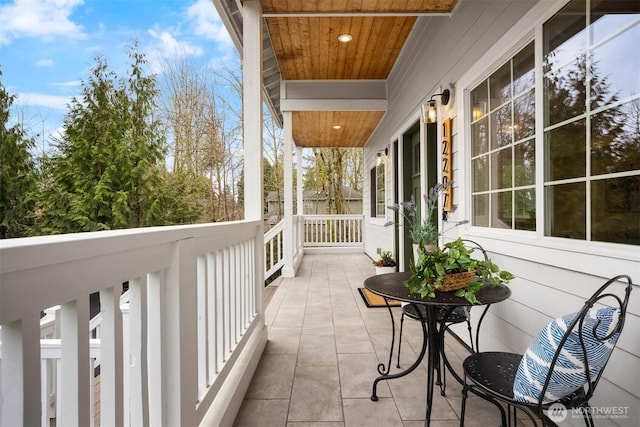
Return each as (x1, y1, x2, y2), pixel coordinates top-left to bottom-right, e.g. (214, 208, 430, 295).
(38, 43, 178, 233)
(0, 68, 37, 238)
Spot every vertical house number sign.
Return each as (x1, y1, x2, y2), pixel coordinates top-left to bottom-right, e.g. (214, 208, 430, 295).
(442, 118, 453, 211)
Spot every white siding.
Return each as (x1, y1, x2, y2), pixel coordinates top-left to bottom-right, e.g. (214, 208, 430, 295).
(363, 1, 640, 425)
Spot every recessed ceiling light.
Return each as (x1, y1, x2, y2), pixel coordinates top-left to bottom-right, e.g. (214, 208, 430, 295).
(338, 34, 352, 43)
(332, 125, 342, 129)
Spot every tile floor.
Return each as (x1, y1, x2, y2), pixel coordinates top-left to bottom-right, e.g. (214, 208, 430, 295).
(234, 253, 532, 427)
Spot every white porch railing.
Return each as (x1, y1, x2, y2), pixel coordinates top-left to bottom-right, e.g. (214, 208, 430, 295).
(303, 215, 364, 249)
(0, 220, 267, 427)
(264, 219, 285, 281)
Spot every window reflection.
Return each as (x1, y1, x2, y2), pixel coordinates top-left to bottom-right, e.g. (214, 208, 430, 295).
(545, 119, 586, 181)
(546, 183, 586, 239)
(591, 176, 640, 244)
(514, 140, 535, 187)
(514, 189, 536, 231)
(543, 0, 639, 244)
(591, 100, 640, 176)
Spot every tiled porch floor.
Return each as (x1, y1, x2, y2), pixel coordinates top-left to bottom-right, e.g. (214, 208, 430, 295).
(234, 253, 530, 427)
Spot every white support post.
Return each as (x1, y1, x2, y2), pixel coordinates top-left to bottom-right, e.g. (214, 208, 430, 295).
(1, 315, 41, 427)
(297, 148, 304, 215)
(282, 111, 294, 277)
(243, 0, 264, 223)
(60, 298, 91, 427)
(99, 286, 124, 427)
(243, 0, 265, 321)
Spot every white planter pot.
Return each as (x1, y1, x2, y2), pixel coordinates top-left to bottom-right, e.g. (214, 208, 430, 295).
(413, 243, 437, 262)
(375, 266, 397, 275)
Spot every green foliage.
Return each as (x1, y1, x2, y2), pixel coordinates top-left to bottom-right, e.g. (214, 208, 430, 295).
(404, 238, 514, 304)
(0, 67, 37, 238)
(34, 42, 179, 234)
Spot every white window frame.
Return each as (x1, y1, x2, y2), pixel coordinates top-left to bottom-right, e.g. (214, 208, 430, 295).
(456, 0, 640, 261)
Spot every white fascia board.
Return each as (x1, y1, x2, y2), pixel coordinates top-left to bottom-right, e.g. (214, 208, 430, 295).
(280, 98, 387, 111)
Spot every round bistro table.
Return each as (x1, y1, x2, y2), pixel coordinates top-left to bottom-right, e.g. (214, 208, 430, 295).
(364, 271, 511, 427)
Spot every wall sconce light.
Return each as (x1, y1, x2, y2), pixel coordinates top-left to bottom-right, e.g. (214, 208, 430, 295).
(423, 88, 451, 124)
(376, 147, 388, 165)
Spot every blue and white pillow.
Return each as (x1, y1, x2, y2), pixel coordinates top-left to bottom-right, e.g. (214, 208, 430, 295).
(513, 306, 620, 404)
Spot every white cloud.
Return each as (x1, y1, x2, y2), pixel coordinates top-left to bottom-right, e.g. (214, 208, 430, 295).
(146, 29, 204, 73)
(148, 29, 204, 58)
(15, 92, 71, 110)
(0, 0, 86, 46)
(186, 0, 233, 46)
(52, 80, 82, 87)
(36, 59, 55, 67)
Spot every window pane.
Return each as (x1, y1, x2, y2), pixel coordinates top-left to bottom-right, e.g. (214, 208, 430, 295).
(473, 156, 489, 192)
(471, 81, 489, 120)
(473, 194, 490, 227)
(546, 182, 586, 239)
(514, 140, 535, 186)
(591, 0, 640, 46)
(591, 24, 640, 108)
(491, 147, 512, 190)
(472, 117, 489, 156)
(515, 189, 536, 230)
(376, 163, 385, 216)
(490, 62, 511, 108)
(514, 90, 535, 141)
(491, 191, 512, 229)
(592, 176, 640, 245)
(490, 103, 513, 149)
(545, 119, 586, 181)
(543, 0, 587, 73)
(513, 42, 535, 95)
(544, 56, 588, 126)
(591, 101, 640, 176)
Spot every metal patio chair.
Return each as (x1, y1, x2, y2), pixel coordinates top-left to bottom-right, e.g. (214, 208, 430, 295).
(460, 274, 633, 427)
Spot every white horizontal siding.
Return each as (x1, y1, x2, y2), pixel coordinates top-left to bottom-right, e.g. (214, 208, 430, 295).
(362, 0, 640, 425)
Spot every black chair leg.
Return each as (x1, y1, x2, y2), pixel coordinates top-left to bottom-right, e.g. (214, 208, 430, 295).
(396, 311, 405, 368)
(460, 382, 468, 427)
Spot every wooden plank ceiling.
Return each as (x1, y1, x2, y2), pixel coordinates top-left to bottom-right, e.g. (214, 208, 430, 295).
(260, 0, 458, 148)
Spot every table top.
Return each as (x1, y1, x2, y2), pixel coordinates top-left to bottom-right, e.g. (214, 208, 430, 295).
(364, 271, 511, 307)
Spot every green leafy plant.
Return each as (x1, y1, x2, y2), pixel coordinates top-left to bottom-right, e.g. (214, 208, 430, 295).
(372, 250, 397, 267)
(404, 238, 514, 304)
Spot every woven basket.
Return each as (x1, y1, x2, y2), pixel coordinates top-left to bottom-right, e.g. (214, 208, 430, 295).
(436, 270, 476, 292)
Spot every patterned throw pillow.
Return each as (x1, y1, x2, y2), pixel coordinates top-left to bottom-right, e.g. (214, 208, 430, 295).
(513, 306, 620, 404)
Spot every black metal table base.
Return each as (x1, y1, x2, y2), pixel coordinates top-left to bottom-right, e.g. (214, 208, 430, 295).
(371, 300, 428, 401)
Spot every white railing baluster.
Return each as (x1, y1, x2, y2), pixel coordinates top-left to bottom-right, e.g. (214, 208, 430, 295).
(60, 298, 91, 426)
(215, 249, 224, 373)
(206, 254, 216, 386)
(99, 286, 124, 427)
(147, 271, 164, 427)
(1, 316, 40, 427)
(197, 255, 207, 400)
(128, 277, 149, 426)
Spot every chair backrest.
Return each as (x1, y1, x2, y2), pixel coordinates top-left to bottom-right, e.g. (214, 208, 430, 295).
(461, 239, 489, 262)
(540, 274, 633, 407)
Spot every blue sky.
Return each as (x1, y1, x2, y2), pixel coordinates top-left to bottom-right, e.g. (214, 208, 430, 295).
(0, 0, 235, 149)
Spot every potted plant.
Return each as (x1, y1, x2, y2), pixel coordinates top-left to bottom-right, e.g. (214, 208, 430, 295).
(386, 182, 468, 257)
(372, 251, 397, 275)
(404, 238, 514, 304)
